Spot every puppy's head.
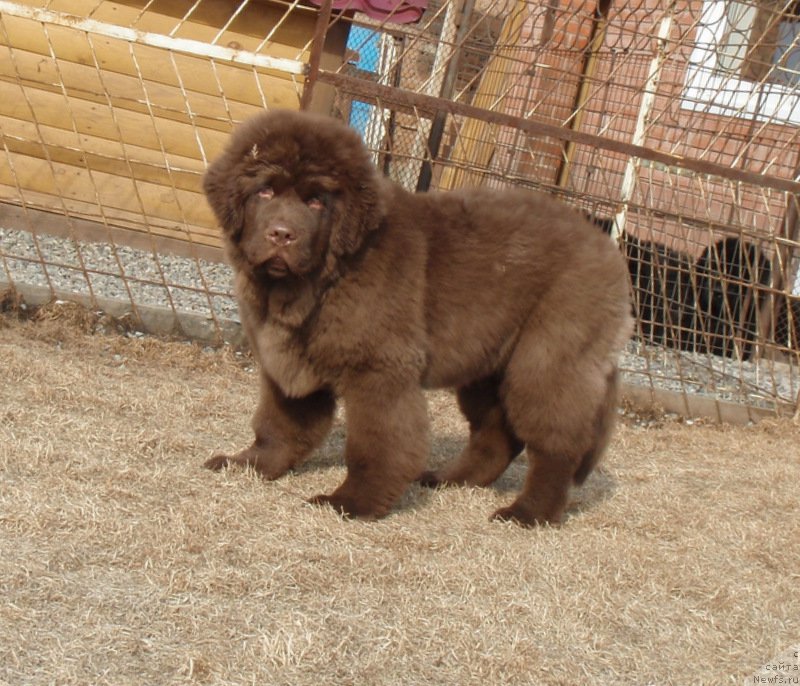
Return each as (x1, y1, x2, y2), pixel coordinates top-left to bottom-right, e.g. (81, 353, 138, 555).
(203, 110, 385, 281)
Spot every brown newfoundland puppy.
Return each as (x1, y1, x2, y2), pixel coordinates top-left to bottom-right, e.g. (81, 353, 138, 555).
(203, 109, 632, 526)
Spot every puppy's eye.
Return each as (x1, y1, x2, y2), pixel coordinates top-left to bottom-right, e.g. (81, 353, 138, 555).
(258, 187, 274, 200)
(307, 196, 324, 211)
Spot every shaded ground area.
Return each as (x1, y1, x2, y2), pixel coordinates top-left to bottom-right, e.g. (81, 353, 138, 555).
(1, 304, 798, 685)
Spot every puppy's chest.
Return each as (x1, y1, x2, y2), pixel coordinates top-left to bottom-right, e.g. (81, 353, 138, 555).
(254, 323, 323, 398)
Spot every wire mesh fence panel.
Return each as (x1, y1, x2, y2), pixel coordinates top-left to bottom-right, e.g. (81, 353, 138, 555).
(0, 0, 319, 340)
(2, 0, 799, 416)
(312, 0, 800, 416)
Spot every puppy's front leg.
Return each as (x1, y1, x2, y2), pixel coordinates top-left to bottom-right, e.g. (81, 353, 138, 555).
(206, 373, 335, 479)
(310, 382, 429, 518)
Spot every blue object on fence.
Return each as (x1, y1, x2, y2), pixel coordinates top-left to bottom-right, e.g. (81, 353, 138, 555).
(346, 26, 380, 138)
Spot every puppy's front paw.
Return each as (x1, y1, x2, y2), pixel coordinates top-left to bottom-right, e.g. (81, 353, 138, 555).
(203, 446, 293, 480)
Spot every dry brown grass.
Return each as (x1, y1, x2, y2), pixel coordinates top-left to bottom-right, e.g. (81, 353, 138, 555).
(1, 307, 798, 685)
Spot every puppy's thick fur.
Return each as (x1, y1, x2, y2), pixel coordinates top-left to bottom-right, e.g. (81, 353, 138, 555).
(203, 110, 632, 525)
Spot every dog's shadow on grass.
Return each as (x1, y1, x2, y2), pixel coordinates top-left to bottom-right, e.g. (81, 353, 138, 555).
(424, 436, 618, 521)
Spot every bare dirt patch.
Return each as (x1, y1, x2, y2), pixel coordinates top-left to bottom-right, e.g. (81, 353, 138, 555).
(1, 306, 798, 685)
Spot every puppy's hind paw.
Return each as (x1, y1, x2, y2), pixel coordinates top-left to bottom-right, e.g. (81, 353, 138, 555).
(491, 503, 562, 528)
(416, 470, 442, 488)
(307, 493, 384, 520)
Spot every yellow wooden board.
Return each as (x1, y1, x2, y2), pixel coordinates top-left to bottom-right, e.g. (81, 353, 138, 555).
(0, 0, 338, 250)
(5, 0, 315, 61)
(0, 189, 223, 250)
(0, 18, 303, 114)
(439, 1, 532, 190)
(0, 77, 232, 161)
(3, 118, 203, 192)
(0, 150, 215, 230)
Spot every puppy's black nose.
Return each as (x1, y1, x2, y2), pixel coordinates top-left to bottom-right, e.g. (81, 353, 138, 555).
(267, 225, 296, 246)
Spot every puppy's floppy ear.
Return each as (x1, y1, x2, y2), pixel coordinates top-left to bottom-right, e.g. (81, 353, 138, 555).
(203, 150, 248, 236)
(327, 135, 386, 257)
(203, 115, 273, 235)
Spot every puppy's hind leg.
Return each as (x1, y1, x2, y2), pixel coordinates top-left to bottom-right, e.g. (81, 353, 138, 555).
(419, 375, 523, 488)
(493, 328, 620, 526)
(573, 368, 619, 486)
(205, 374, 335, 480)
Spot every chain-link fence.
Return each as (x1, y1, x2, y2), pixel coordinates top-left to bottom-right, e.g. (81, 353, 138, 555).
(2, 0, 799, 419)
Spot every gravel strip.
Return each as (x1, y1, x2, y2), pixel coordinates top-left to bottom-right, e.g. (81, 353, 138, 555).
(1, 228, 238, 321)
(620, 343, 798, 408)
(2, 227, 798, 409)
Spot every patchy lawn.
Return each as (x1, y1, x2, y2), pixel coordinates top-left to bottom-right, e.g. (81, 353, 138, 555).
(1, 306, 798, 685)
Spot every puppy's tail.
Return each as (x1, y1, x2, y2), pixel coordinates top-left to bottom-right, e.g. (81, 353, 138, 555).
(573, 368, 619, 485)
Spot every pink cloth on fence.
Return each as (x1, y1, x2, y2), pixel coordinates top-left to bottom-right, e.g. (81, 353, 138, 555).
(309, 0, 427, 24)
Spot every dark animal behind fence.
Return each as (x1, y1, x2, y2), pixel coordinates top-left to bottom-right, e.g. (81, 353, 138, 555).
(623, 235, 694, 349)
(692, 237, 772, 360)
(594, 218, 775, 359)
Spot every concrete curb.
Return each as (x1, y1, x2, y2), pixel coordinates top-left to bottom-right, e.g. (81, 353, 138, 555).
(1, 280, 245, 347)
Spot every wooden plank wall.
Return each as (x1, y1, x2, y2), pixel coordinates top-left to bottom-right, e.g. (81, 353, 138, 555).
(0, 0, 326, 254)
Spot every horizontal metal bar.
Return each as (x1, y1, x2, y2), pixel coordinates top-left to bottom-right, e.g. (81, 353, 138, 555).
(0, 0, 307, 75)
(318, 69, 800, 196)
